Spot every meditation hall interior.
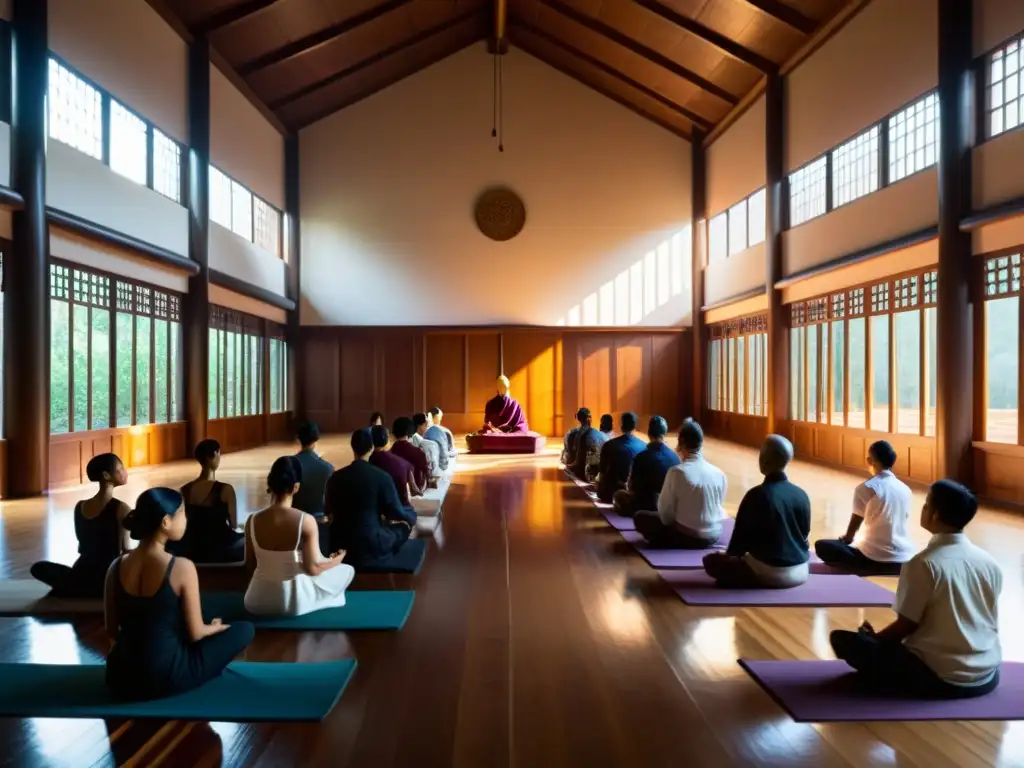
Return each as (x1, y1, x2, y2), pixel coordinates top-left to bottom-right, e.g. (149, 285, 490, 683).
(3, 0, 1024, 763)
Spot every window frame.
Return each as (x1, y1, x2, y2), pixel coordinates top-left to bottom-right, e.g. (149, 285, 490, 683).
(706, 313, 768, 417)
(208, 163, 284, 259)
(979, 249, 1024, 445)
(979, 29, 1024, 142)
(707, 186, 767, 260)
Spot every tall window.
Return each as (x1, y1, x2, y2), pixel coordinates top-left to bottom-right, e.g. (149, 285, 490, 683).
(832, 125, 879, 208)
(209, 307, 264, 419)
(706, 315, 768, 417)
(269, 326, 289, 414)
(982, 253, 1021, 443)
(51, 263, 182, 434)
(788, 270, 936, 433)
(788, 156, 827, 227)
(48, 58, 102, 160)
(109, 99, 147, 186)
(888, 93, 938, 183)
(987, 33, 1024, 138)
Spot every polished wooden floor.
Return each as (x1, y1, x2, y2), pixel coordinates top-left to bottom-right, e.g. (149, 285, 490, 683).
(2, 437, 1024, 767)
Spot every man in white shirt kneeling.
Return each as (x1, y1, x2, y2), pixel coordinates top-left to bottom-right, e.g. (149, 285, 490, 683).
(814, 440, 916, 575)
(634, 419, 727, 549)
(830, 479, 1002, 699)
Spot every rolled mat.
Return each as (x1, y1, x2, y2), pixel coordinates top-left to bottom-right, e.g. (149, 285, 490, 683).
(658, 570, 893, 606)
(739, 659, 1024, 722)
(0, 660, 357, 721)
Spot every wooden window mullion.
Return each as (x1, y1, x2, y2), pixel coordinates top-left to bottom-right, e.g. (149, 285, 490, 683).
(827, 321, 834, 425)
(803, 325, 809, 422)
(131, 313, 137, 425)
(865, 311, 874, 431)
(919, 301, 927, 437)
(149, 308, 156, 425)
(889, 307, 897, 435)
(67, 291, 75, 433)
(86, 304, 93, 430)
(1017, 286, 1024, 446)
(843, 314, 850, 424)
(108, 299, 115, 429)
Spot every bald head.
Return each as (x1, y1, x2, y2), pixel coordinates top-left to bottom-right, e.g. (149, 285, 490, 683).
(759, 434, 793, 476)
(497, 375, 510, 396)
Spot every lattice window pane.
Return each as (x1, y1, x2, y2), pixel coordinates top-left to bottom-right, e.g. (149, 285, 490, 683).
(47, 58, 102, 160)
(116, 280, 133, 311)
(728, 199, 748, 256)
(788, 156, 827, 227)
(135, 285, 152, 316)
(153, 128, 182, 203)
(110, 99, 147, 186)
(895, 275, 920, 309)
(154, 291, 170, 320)
(871, 283, 890, 313)
(989, 37, 1024, 139)
(51, 264, 70, 299)
(791, 302, 806, 326)
(889, 93, 938, 183)
(231, 180, 253, 241)
(831, 292, 846, 318)
(832, 125, 879, 207)
(72, 269, 89, 304)
(90, 273, 110, 308)
(985, 253, 1022, 297)
(807, 297, 828, 323)
(209, 165, 232, 229)
(923, 271, 938, 305)
(254, 197, 280, 256)
(850, 288, 866, 316)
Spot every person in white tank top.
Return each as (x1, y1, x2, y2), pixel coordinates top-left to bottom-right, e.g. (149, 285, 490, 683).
(244, 457, 354, 617)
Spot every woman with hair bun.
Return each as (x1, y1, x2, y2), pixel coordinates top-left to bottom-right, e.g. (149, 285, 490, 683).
(243, 456, 354, 617)
(30, 453, 130, 597)
(105, 488, 254, 701)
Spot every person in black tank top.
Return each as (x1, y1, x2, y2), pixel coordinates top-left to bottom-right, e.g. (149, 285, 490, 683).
(167, 439, 244, 563)
(105, 488, 254, 701)
(31, 453, 130, 598)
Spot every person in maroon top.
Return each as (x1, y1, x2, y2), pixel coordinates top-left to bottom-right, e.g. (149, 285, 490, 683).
(368, 425, 418, 524)
(389, 417, 430, 491)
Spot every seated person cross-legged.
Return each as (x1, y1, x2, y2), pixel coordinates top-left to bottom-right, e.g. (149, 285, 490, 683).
(291, 421, 335, 557)
(423, 411, 450, 472)
(391, 416, 431, 491)
(635, 419, 728, 549)
(411, 413, 444, 486)
(814, 440, 916, 575)
(479, 376, 529, 434)
(244, 457, 354, 617)
(568, 411, 605, 480)
(585, 414, 615, 483)
(596, 411, 646, 503)
(829, 480, 1002, 700)
(367, 425, 419, 525)
(561, 407, 590, 466)
(428, 406, 458, 459)
(703, 435, 811, 589)
(168, 440, 245, 564)
(325, 429, 427, 573)
(613, 416, 680, 517)
(105, 488, 255, 702)
(31, 453, 131, 598)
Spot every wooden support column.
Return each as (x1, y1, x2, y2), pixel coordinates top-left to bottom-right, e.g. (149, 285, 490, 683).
(184, 38, 211, 450)
(285, 133, 302, 422)
(690, 128, 706, 420)
(935, 0, 973, 483)
(765, 73, 787, 434)
(5, 0, 50, 496)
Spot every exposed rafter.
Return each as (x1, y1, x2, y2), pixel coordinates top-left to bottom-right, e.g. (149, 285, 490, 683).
(489, 0, 509, 54)
(511, 20, 712, 129)
(516, 39, 691, 141)
(632, 0, 778, 74)
(540, 0, 738, 105)
(238, 0, 415, 75)
(740, 0, 817, 35)
(194, 0, 282, 35)
(271, 8, 484, 109)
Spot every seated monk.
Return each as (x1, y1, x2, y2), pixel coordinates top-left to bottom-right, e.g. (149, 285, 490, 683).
(479, 376, 529, 434)
(702, 435, 811, 589)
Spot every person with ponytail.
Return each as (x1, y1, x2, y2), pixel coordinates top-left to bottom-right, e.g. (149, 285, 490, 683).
(31, 453, 130, 597)
(105, 488, 254, 701)
(243, 457, 354, 617)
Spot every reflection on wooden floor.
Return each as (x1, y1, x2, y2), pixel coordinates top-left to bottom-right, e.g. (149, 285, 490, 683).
(2, 436, 1023, 766)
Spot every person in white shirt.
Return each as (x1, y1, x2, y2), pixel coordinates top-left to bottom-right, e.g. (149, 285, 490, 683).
(634, 419, 727, 548)
(410, 414, 442, 487)
(830, 479, 1002, 699)
(814, 440, 916, 575)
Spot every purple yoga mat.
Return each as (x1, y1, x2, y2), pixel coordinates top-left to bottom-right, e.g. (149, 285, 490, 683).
(659, 570, 894, 606)
(740, 659, 1024, 722)
(601, 510, 636, 531)
(618, 519, 735, 568)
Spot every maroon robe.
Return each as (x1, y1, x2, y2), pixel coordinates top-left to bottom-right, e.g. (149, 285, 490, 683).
(484, 393, 529, 433)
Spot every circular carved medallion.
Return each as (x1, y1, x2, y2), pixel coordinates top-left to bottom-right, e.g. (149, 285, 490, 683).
(474, 187, 526, 242)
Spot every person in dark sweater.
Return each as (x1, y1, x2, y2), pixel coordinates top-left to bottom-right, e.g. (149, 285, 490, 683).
(291, 421, 334, 556)
(561, 408, 590, 466)
(585, 414, 616, 482)
(368, 425, 418, 525)
(324, 429, 426, 572)
(703, 435, 811, 588)
(613, 416, 680, 516)
(390, 416, 430, 491)
(595, 412, 646, 503)
(570, 411, 609, 480)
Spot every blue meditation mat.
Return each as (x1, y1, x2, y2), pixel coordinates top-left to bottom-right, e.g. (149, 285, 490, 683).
(0, 660, 356, 721)
(201, 590, 415, 630)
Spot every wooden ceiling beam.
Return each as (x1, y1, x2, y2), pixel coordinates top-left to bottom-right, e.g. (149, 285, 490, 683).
(271, 8, 483, 109)
(540, 0, 738, 105)
(632, 0, 777, 73)
(515, 38, 692, 141)
(238, 0, 415, 75)
(510, 20, 711, 128)
(194, 0, 282, 34)
(489, 0, 509, 53)
(740, 0, 817, 35)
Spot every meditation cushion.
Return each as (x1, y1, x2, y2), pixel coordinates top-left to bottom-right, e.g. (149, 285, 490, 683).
(466, 431, 546, 454)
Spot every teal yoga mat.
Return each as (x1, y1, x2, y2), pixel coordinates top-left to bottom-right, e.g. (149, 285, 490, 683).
(0, 660, 356, 721)
(201, 590, 415, 630)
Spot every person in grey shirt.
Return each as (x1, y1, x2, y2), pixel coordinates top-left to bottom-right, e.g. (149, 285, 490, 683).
(292, 421, 334, 555)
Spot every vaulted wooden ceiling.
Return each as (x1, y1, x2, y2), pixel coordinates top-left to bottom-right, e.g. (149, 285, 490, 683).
(157, 0, 850, 137)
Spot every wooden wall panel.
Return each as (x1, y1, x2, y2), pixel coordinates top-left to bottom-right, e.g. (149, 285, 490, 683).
(504, 331, 560, 438)
(339, 337, 376, 419)
(652, 333, 683, 428)
(48, 422, 189, 488)
(380, 333, 419, 420)
(703, 411, 767, 448)
(425, 333, 467, 414)
(302, 329, 340, 432)
(615, 337, 650, 416)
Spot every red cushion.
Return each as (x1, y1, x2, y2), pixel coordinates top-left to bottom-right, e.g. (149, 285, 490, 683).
(466, 431, 546, 454)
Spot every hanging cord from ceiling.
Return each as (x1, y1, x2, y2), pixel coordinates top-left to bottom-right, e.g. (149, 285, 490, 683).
(498, 53, 504, 153)
(492, 51, 498, 140)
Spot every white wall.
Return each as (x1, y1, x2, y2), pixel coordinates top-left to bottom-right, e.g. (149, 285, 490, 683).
(208, 223, 286, 297)
(49, 228, 189, 293)
(706, 95, 765, 216)
(299, 44, 693, 328)
(705, 244, 765, 307)
(49, 0, 187, 141)
(210, 66, 285, 210)
(975, 0, 1024, 55)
